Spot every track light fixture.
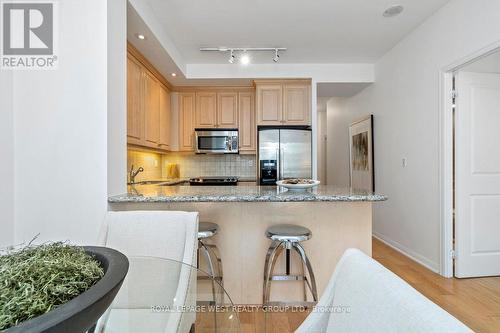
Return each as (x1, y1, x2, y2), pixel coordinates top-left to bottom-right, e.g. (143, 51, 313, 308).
(228, 49, 235, 64)
(273, 49, 280, 63)
(200, 47, 286, 64)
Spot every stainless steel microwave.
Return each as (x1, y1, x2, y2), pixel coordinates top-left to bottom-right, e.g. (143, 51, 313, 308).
(195, 129, 239, 154)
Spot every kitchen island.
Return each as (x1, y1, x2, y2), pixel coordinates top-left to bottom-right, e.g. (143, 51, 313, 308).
(109, 185, 386, 304)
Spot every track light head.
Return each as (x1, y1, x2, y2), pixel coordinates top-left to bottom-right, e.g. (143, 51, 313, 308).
(273, 49, 280, 63)
(228, 49, 235, 64)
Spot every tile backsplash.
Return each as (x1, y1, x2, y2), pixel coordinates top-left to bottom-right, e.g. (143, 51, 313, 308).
(127, 149, 256, 182)
(163, 153, 256, 179)
(127, 150, 163, 182)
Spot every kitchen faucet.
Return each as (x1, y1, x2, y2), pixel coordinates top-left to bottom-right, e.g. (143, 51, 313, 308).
(129, 165, 144, 184)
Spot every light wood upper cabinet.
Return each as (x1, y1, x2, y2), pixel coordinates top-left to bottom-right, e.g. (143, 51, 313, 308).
(159, 85, 171, 149)
(256, 84, 282, 125)
(127, 44, 174, 152)
(255, 80, 311, 126)
(238, 92, 256, 152)
(144, 71, 160, 146)
(283, 83, 310, 125)
(218, 92, 238, 128)
(195, 92, 217, 128)
(127, 57, 143, 145)
(179, 92, 196, 151)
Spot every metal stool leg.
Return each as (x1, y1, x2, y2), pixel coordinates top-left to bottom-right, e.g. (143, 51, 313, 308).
(204, 243, 224, 304)
(290, 242, 308, 302)
(199, 241, 218, 305)
(263, 241, 284, 304)
(263, 240, 278, 303)
(294, 242, 318, 302)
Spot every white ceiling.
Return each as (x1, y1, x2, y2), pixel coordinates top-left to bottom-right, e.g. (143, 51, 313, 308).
(137, 0, 451, 64)
(128, 3, 253, 86)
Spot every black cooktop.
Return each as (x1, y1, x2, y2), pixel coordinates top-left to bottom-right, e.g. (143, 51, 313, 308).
(189, 177, 239, 186)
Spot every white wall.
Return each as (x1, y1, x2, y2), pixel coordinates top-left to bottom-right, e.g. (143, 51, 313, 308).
(344, 0, 500, 271)
(325, 97, 368, 187)
(12, 0, 126, 245)
(0, 70, 14, 247)
(107, 0, 127, 196)
(317, 110, 327, 184)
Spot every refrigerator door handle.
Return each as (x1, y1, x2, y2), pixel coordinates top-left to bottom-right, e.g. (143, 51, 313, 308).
(276, 148, 280, 180)
(280, 148, 284, 180)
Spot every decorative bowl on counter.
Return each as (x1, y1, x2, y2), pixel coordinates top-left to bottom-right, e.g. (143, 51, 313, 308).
(276, 179, 320, 191)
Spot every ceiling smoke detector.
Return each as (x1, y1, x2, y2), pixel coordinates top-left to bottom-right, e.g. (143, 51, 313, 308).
(383, 5, 404, 17)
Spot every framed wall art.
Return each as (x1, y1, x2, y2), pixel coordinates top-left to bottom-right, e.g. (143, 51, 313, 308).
(349, 115, 374, 192)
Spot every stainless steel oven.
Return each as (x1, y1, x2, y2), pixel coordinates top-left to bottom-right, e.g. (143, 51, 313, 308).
(195, 129, 239, 154)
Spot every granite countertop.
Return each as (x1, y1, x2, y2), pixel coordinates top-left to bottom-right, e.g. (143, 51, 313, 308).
(109, 184, 387, 203)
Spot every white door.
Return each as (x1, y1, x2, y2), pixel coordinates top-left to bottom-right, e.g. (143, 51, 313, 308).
(455, 72, 500, 277)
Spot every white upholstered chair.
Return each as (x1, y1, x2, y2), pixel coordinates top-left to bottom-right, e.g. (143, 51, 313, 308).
(95, 211, 199, 333)
(295, 248, 472, 333)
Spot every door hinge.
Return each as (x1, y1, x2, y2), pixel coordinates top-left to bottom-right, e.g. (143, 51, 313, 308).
(450, 89, 457, 99)
(450, 249, 456, 260)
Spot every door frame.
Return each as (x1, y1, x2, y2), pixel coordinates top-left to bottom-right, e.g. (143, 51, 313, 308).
(439, 40, 500, 277)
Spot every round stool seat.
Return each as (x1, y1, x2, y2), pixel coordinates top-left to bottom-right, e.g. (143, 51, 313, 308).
(198, 222, 219, 239)
(265, 224, 312, 242)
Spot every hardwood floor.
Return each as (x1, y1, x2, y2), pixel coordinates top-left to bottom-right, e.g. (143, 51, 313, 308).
(231, 238, 500, 333)
(373, 238, 500, 333)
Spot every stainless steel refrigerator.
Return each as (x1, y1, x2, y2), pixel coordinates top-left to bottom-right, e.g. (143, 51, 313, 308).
(258, 127, 312, 185)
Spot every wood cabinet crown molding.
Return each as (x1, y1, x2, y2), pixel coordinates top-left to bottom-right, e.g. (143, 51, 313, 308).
(127, 42, 172, 91)
(173, 86, 254, 93)
(253, 79, 311, 86)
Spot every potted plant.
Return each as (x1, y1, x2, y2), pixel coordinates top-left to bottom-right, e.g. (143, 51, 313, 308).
(0, 243, 128, 333)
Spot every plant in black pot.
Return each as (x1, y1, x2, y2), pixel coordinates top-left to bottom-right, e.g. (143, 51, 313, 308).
(0, 242, 128, 333)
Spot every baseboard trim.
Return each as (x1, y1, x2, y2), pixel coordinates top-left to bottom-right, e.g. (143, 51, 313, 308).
(373, 232, 439, 273)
